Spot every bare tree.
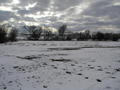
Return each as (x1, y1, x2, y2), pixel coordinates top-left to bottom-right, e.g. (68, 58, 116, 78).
(58, 24, 67, 40)
(9, 27, 18, 42)
(23, 25, 42, 40)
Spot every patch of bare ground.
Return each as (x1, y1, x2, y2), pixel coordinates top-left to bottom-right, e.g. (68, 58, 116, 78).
(48, 47, 81, 51)
(16, 54, 49, 60)
(50, 58, 71, 62)
(17, 55, 41, 60)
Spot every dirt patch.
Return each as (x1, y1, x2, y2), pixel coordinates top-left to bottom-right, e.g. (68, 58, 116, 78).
(17, 55, 41, 60)
(48, 47, 81, 51)
(50, 58, 71, 62)
(53, 54, 68, 56)
(96, 79, 102, 82)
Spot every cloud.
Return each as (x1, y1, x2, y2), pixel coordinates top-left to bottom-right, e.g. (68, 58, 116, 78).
(0, 0, 120, 32)
(0, 6, 13, 12)
(25, 2, 37, 10)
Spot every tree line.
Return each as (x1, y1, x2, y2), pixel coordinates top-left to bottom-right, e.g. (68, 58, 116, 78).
(75, 31, 120, 41)
(0, 24, 120, 43)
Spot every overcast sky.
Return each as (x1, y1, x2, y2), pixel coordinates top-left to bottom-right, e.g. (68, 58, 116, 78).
(0, 0, 120, 31)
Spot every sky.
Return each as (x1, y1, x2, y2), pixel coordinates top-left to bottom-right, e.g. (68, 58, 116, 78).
(0, 0, 120, 31)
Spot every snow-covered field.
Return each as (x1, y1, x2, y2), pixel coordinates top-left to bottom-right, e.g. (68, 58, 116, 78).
(0, 41, 120, 90)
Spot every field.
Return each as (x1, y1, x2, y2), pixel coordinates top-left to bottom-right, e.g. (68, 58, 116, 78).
(0, 41, 120, 90)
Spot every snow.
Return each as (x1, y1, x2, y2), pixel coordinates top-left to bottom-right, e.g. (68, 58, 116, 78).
(0, 41, 120, 90)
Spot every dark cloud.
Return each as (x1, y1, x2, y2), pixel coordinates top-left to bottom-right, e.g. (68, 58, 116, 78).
(54, 0, 83, 11)
(0, 11, 16, 22)
(17, 9, 32, 15)
(0, 0, 11, 4)
(82, 1, 120, 18)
